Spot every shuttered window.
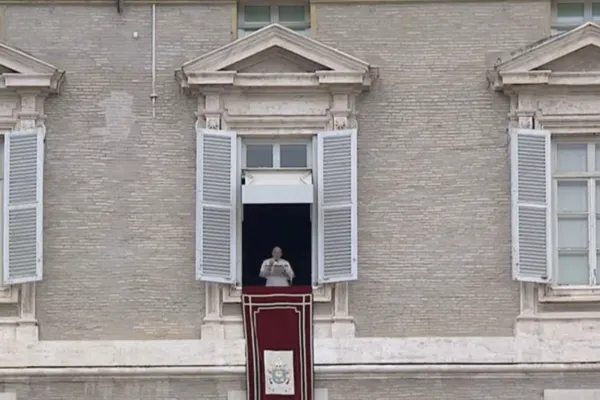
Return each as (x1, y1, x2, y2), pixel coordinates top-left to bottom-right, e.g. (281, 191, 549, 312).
(197, 128, 359, 287)
(3, 128, 45, 285)
(195, 129, 238, 284)
(316, 129, 358, 284)
(511, 128, 552, 283)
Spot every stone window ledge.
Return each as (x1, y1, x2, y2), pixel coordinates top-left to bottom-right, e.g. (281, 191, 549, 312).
(223, 284, 332, 303)
(538, 285, 600, 303)
(545, 389, 600, 400)
(228, 388, 327, 400)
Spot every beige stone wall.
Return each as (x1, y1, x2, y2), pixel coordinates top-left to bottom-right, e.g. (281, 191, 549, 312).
(3, 1, 553, 340)
(4, 375, 600, 400)
(5, 4, 235, 340)
(314, 1, 551, 337)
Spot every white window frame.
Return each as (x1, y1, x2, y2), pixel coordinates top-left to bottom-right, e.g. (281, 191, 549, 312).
(552, 0, 600, 31)
(237, 135, 317, 287)
(237, 3, 311, 37)
(550, 137, 600, 293)
(242, 137, 312, 169)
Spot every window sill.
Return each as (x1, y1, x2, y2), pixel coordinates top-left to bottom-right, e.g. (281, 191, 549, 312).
(223, 284, 332, 303)
(538, 284, 600, 303)
(545, 389, 600, 400)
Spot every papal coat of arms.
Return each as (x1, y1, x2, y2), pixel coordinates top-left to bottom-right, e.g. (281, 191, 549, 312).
(264, 350, 295, 395)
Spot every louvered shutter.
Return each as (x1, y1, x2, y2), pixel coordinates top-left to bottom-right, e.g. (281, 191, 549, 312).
(317, 129, 358, 284)
(3, 127, 44, 285)
(196, 128, 237, 284)
(510, 128, 552, 283)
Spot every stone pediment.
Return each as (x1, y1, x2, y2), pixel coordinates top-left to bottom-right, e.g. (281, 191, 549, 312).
(0, 42, 64, 92)
(176, 24, 377, 90)
(491, 22, 600, 89)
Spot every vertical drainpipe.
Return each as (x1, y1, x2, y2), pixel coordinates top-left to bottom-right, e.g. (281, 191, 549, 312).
(151, 3, 158, 118)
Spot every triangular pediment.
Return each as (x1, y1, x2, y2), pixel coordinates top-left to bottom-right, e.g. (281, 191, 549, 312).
(0, 42, 64, 91)
(222, 47, 330, 73)
(496, 22, 600, 73)
(0, 42, 60, 75)
(535, 45, 600, 72)
(181, 24, 370, 74)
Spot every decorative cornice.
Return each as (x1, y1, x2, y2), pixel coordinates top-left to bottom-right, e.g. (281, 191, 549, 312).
(0, 42, 65, 93)
(181, 24, 371, 73)
(177, 24, 377, 91)
(496, 23, 600, 73)
(0, 363, 599, 381)
(490, 23, 600, 90)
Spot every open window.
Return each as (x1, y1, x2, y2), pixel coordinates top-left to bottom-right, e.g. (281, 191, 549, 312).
(196, 129, 358, 288)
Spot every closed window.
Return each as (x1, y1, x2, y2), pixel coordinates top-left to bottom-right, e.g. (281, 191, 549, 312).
(511, 129, 600, 288)
(238, 4, 310, 37)
(553, 1, 600, 30)
(553, 141, 600, 286)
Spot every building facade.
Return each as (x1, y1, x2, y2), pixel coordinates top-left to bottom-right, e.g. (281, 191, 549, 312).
(1, 0, 600, 399)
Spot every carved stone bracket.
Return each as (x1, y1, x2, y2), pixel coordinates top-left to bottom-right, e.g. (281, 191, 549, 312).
(516, 110, 535, 129)
(195, 91, 223, 131)
(19, 93, 46, 133)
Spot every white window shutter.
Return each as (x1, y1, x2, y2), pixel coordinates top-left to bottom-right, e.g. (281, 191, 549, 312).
(3, 127, 44, 285)
(317, 129, 358, 284)
(510, 128, 552, 283)
(196, 128, 237, 284)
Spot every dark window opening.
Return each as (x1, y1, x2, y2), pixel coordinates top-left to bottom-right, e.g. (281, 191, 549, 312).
(242, 204, 312, 287)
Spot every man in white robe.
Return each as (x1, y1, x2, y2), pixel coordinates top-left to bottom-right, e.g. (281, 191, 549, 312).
(259, 247, 295, 287)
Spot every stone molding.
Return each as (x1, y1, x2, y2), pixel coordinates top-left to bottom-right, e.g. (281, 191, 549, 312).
(490, 22, 600, 89)
(7, 332, 600, 372)
(0, 42, 64, 345)
(545, 390, 600, 400)
(179, 23, 376, 340)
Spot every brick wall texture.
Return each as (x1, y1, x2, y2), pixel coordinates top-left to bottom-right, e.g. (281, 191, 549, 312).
(3, 1, 551, 340)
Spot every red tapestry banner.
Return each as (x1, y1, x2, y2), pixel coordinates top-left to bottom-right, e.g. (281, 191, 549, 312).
(242, 286, 314, 400)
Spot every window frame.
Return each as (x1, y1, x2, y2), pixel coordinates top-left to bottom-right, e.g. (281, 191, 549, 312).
(237, 3, 311, 37)
(552, 0, 600, 31)
(237, 135, 317, 287)
(242, 137, 313, 169)
(551, 136, 600, 289)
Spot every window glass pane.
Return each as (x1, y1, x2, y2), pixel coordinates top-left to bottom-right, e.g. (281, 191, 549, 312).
(558, 217, 588, 248)
(278, 5, 306, 22)
(556, 2, 585, 22)
(557, 253, 589, 285)
(280, 144, 307, 168)
(557, 143, 587, 173)
(246, 144, 273, 168)
(593, 3, 600, 18)
(243, 6, 271, 23)
(557, 181, 588, 212)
